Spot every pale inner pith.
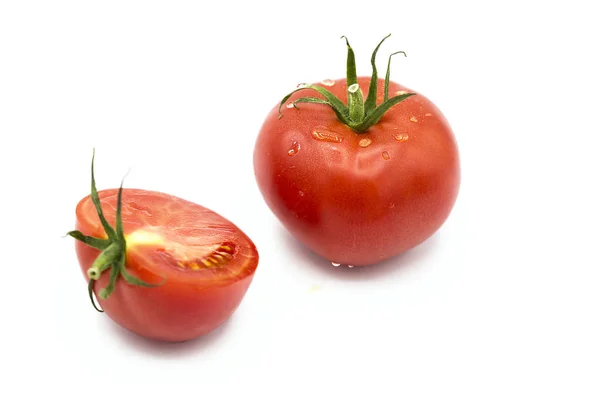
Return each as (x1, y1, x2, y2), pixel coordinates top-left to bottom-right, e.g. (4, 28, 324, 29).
(126, 229, 236, 270)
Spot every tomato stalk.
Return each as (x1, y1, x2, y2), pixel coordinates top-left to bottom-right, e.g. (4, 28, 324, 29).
(278, 34, 416, 134)
(67, 150, 164, 312)
(347, 83, 364, 122)
(87, 242, 122, 280)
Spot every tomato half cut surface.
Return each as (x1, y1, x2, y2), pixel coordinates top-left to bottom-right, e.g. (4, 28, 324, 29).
(74, 188, 258, 342)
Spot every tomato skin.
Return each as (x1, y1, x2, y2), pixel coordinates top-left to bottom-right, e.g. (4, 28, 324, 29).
(254, 77, 460, 266)
(75, 189, 258, 342)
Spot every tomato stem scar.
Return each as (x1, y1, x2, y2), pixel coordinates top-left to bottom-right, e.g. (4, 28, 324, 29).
(277, 34, 416, 133)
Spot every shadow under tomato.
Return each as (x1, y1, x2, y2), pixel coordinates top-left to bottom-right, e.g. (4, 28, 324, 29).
(102, 315, 233, 358)
(279, 225, 440, 281)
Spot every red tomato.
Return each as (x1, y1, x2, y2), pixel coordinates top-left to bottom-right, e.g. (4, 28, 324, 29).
(254, 73, 460, 266)
(74, 188, 258, 342)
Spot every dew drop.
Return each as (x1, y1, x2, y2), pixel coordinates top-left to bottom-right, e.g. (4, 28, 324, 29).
(410, 116, 418, 123)
(359, 138, 372, 148)
(396, 90, 408, 95)
(425, 112, 432, 117)
(286, 102, 295, 109)
(382, 151, 390, 160)
(331, 262, 341, 267)
(393, 133, 409, 142)
(321, 79, 335, 87)
(348, 265, 354, 269)
(348, 83, 360, 93)
(312, 127, 343, 143)
(287, 140, 300, 156)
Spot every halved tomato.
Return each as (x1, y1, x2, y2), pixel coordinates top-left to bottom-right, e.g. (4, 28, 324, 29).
(71, 158, 258, 342)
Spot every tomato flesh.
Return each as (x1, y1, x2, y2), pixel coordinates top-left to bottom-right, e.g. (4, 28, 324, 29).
(75, 188, 258, 342)
(254, 77, 460, 266)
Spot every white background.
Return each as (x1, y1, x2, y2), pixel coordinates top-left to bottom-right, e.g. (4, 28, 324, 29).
(1, 1, 599, 399)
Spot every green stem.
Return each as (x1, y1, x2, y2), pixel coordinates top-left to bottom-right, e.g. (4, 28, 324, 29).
(385, 51, 406, 102)
(87, 242, 122, 280)
(88, 280, 103, 312)
(99, 258, 122, 299)
(277, 34, 416, 134)
(69, 150, 165, 312)
(67, 230, 109, 250)
(364, 34, 391, 114)
(340, 36, 357, 86)
(355, 92, 416, 131)
(90, 149, 116, 240)
(278, 84, 349, 122)
(347, 83, 364, 122)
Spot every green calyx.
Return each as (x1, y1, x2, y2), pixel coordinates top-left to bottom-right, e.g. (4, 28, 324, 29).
(278, 34, 416, 133)
(67, 150, 163, 312)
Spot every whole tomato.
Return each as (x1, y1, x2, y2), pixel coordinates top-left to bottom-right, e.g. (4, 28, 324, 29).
(253, 35, 460, 267)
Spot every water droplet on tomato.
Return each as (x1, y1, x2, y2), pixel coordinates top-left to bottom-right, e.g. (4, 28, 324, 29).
(286, 102, 296, 109)
(321, 79, 335, 86)
(348, 265, 354, 269)
(298, 191, 305, 196)
(287, 140, 300, 156)
(396, 90, 408, 95)
(425, 112, 432, 117)
(331, 262, 341, 267)
(358, 138, 372, 148)
(393, 133, 409, 142)
(348, 83, 360, 93)
(409, 116, 418, 123)
(382, 151, 390, 160)
(312, 127, 343, 143)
